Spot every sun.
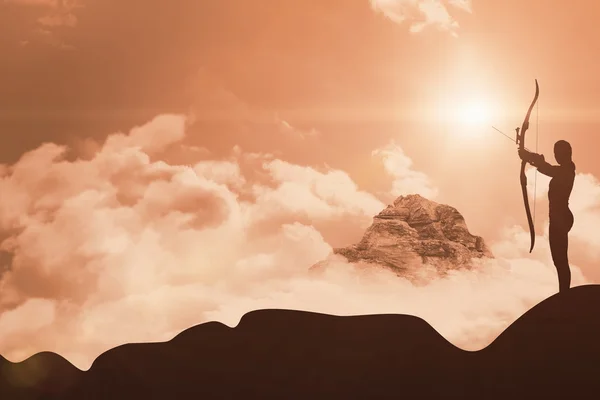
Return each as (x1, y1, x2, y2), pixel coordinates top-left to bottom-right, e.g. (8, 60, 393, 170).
(435, 95, 496, 132)
(460, 101, 491, 126)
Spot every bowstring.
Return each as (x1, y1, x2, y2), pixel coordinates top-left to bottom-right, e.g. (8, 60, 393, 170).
(533, 96, 539, 227)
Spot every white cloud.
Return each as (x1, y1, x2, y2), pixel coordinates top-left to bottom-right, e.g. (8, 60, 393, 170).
(372, 140, 439, 199)
(369, 0, 472, 36)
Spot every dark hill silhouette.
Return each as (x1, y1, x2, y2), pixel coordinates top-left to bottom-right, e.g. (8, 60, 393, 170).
(2, 285, 600, 399)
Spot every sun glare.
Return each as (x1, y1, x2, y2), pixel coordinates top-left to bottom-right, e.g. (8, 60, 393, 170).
(436, 95, 496, 133)
(460, 102, 491, 126)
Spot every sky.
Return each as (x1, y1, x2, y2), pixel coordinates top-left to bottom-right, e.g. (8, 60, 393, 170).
(1, 0, 600, 370)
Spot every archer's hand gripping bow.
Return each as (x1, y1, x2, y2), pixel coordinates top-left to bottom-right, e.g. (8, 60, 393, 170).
(516, 79, 539, 253)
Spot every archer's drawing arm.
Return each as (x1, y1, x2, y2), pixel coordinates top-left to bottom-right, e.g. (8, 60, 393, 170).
(518, 149, 557, 177)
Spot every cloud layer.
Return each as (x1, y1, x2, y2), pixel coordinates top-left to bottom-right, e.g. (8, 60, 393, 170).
(0, 114, 592, 370)
(372, 141, 439, 199)
(5, 0, 82, 27)
(5, 0, 82, 49)
(369, 0, 472, 36)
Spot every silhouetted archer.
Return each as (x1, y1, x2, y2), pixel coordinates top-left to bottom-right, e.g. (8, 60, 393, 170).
(495, 79, 576, 294)
(519, 141, 576, 293)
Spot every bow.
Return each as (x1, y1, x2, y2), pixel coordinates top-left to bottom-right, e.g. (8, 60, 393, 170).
(516, 79, 539, 253)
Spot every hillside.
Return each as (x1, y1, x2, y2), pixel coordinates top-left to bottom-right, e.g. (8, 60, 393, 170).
(1, 285, 600, 399)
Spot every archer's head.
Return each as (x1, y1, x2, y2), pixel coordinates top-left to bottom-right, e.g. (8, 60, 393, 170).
(554, 140, 572, 165)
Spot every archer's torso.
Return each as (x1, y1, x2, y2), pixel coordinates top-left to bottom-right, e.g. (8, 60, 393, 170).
(538, 161, 576, 216)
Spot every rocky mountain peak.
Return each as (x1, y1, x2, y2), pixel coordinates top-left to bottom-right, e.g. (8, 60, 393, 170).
(313, 194, 493, 281)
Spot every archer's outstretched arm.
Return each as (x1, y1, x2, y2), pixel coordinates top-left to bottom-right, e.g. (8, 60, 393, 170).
(518, 149, 558, 177)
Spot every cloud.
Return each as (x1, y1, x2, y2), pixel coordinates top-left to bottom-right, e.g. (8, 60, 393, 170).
(372, 140, 439, 199)
(6, 0, 82, 26)
(255, 159, 384, 220)
(369, 0, 472, 36)
(5, 0, 82, 48)
(4, 0, 58, 5)
(0, 113, 384, 368)
(276, 118, 320, 140)
(0, 113, 594, 371)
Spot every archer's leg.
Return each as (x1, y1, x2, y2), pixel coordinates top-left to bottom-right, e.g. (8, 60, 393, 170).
(549, 225, 571, 293)
(557, 237, 571, 293)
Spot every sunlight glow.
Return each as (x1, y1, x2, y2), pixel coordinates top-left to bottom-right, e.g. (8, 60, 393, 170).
(435, 95, 498, 136)
(460, 101, 491, 126)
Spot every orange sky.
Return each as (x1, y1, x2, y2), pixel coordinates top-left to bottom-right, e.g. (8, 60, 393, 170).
(1, 0, 599, 369)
